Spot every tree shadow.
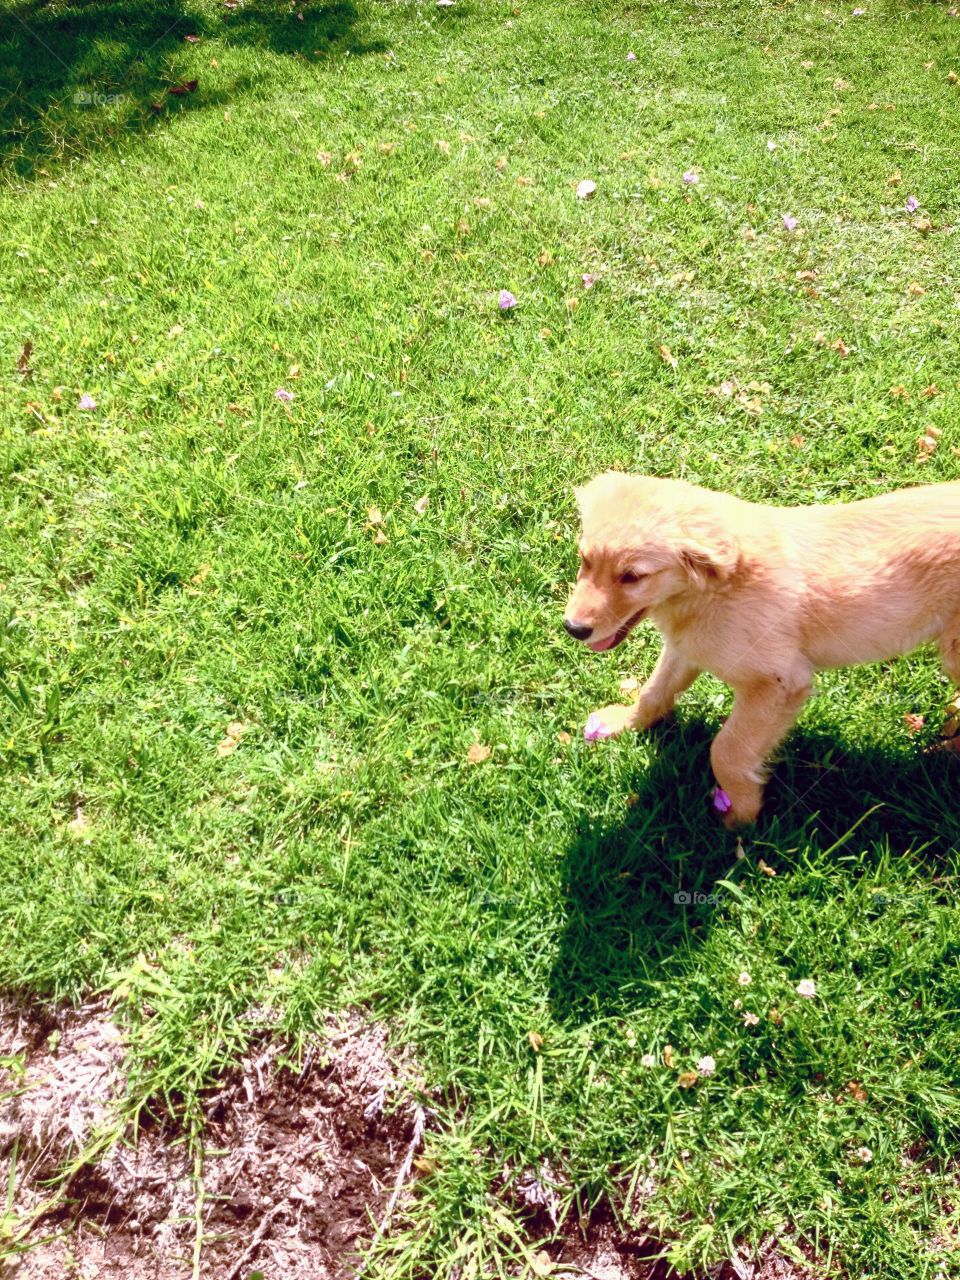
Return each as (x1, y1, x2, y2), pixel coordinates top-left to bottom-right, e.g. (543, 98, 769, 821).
(550, 713, 959, 1025)
(0, 0, 383, 178)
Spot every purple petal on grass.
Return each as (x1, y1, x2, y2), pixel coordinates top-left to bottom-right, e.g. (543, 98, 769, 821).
(682, 170, 699, 185)
(782, 214, 798, 231)
(498, 289, 518, 310)
(712, 787, 733, 815)
(905, 195, 919, 213)
(78, 393, 97, 410)
(274, 387, 294, 402)
(626, 50, 637, 61)
(852, 6, 866, 14)
(581, 273, 598, 289)
(583, 712, 614, 742)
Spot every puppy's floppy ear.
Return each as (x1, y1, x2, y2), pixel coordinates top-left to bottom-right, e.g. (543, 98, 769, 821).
(678, 529, 739, 586)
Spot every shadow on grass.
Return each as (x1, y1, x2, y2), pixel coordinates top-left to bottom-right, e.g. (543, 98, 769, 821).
(0, 0, 384, 178)
(550, 714, 959, 1023)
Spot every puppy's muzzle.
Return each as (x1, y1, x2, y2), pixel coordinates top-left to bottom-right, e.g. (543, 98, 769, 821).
(564, 619, 594, 642)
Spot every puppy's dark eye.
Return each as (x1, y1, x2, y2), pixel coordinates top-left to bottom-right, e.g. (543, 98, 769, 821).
(619, 570, 646, 584)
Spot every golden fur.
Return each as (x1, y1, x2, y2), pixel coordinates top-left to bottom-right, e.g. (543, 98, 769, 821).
(565, 472, 960, 825)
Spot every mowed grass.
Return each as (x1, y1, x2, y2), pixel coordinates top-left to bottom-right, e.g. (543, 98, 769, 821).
(3, 0, 960, 1273)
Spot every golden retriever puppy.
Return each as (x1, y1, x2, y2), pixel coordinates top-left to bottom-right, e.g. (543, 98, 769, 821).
(565, 471, 960, 826)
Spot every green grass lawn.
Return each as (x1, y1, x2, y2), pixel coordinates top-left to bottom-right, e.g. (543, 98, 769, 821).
(3, 0, 960, 1273)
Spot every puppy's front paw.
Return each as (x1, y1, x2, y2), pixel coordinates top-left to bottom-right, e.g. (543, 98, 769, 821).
(584, 704, 636, 741)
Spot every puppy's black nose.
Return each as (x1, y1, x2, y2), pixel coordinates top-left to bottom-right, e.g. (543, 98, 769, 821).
(564, 619, 593, 641)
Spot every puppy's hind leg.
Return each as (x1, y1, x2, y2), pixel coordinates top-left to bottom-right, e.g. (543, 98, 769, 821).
(710, 673, 812, 826)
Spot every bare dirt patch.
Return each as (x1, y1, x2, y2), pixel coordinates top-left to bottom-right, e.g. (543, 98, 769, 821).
(0, 997, 421, 1279)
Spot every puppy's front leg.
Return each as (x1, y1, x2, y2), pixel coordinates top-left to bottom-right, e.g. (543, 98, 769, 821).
(710, 675, 811, 826)
(587, 647, 700, 739)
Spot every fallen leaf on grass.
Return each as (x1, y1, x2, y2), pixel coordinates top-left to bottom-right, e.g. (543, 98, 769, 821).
(917, 425, 941, 460)
(707, 379, 737, 399)
(757, 858, 777, 877)
(16, 340, 32, 378)
(556, 731, 572, 746)
(677, 1071, 699, 1089)
(216, 721, 249, 757)
(737, 391, 764, 417)
(846, 1080, 868, 1102)
(367, 505, 385, 526)
(575, 179, 596, 199)
(466, 743, 492, 764)
(796, 269, 818, 282)
(832, 338, 849, 357)
(663, 1044, 674, 1067)
(907, 281, 926, 296)
(913, 216, 934, 233)
(167, 80, 198, 96)
(528, 1031, 543, 1053)
(904, 712, 926, 736)
(413, 494, 429, 515)
(921, 384, 940, 398)
(890, 385, 908, 399)
(658, 344, 678, 369)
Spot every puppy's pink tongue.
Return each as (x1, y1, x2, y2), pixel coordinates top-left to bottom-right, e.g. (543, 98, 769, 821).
(587, 633, 618, 652)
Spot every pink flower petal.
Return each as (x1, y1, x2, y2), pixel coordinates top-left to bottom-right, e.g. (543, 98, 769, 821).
(498, 289, 518, 310)
(712, 787, 732, 814)
(626, 50, 637, 61)
(905, 195, 919, 213)
(682, 170, 699, 185)
(782, 214, 798, 232)
(78, 393, 97, 410)
(274, 388, 294, 402)
(583, 712, 614, 742)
